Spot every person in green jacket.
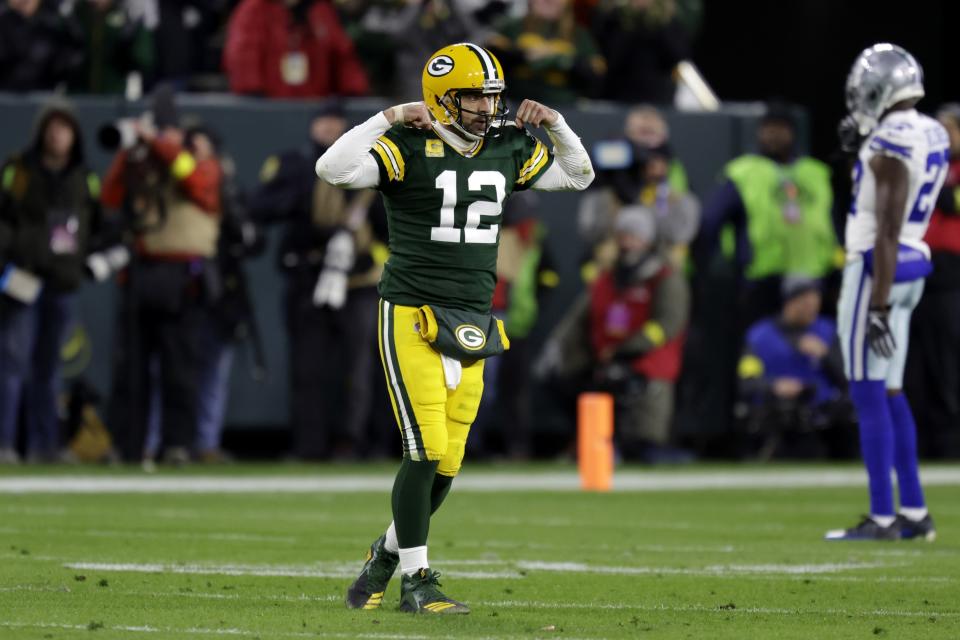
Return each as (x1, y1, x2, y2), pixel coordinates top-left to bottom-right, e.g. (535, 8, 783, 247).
(486, 0, 605, 105)
(697, 104, 838, 326)
(69, 0, 154, 94)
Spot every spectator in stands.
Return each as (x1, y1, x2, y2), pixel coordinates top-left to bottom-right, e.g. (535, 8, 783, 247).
(474, 191, 558, 458)
(737, 277, 852, 459)
(101, 88, 222, 465)
(486, 0, 605, 104)
(249, 102, 386, 460)
(697, 104, 838, 327)
(0, 0, 85, 92)
(69, 0, 154, 94)
(906, 103, 960, 457)
(352, 0, 485, 101)
(591, 0, 691, 104)
(539, 207, 690, 462)
(223, 0, 368, 99)
(152, 0, 223, 90)
(579, 105, 699, 279)
(0, 100, 103, 463)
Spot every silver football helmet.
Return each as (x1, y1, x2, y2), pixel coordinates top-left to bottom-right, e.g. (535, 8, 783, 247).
(845, 43, 924, 137)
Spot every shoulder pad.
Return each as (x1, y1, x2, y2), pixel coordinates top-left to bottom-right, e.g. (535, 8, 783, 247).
(870, 115, 918, 161)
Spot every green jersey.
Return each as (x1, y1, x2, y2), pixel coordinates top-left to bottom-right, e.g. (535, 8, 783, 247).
(370, 123, 554, 313)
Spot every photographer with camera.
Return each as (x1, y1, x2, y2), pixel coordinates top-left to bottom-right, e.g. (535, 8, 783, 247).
(100, 91, 223, 465)
(0, 99, 104, 464)
(538, 207, 691, 463)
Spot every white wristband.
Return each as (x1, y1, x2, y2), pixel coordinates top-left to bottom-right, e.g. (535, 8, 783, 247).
(391, 105, 404, 125)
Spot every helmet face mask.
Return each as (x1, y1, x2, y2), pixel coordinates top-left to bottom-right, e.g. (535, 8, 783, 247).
(423, 43, 509, 142)
(844, 43, 924, 138)
(441, 89, 509, 141)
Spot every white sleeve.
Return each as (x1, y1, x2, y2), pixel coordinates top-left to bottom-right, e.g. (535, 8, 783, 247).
(531, 113, 595, 192)
(314, 112, 389, 189)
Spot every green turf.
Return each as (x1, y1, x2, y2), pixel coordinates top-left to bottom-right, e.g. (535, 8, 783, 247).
(1, 465, 959, 639)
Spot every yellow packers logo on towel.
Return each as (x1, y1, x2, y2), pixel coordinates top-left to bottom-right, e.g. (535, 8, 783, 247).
(425, 139, 444, 158)
(455, 324, 486, 351)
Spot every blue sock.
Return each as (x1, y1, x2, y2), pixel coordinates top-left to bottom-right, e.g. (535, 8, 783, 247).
(849, 381, 895, 516)
(888, 393, 925, 509)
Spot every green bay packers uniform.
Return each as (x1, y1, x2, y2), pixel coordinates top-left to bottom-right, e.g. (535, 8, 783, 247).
(371, 123, 553, 313)
(371, 123, 553, 470)
(322, 41, 593, 615)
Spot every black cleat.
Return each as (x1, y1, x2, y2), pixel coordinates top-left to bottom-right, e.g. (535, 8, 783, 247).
(824, 515, 900, 541)
(896, 513, 936, 542)
(399, 568, 470, 614)
(345, 535, 399, 610)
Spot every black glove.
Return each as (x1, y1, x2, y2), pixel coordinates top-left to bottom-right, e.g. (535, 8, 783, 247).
(838, 115, 863, 154)
(866, 305, 896, 358)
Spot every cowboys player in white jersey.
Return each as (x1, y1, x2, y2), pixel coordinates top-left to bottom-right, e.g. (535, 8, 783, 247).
(827, 44, 949, 541)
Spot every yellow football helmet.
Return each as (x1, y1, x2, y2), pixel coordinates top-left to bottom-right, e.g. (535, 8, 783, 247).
(422, 42, 508, 141)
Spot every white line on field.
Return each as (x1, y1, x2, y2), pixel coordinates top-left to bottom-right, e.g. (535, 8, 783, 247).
(63, 561, 520, 580)
(1, 467, 960, 493)
(53, 558, 903, 582)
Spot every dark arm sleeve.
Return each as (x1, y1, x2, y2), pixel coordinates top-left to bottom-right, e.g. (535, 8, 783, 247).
(693, 179, 745, 267)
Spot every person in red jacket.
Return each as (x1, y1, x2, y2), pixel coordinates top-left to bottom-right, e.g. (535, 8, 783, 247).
(539, 206, 690, 461)
(223, 0, 369, 99)
(905, 103, 960, 457)
(100, 98, 223, 465)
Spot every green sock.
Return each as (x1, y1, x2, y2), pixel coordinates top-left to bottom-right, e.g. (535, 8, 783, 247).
(430, 473, 454, 514)
(391, 458, 439, 548)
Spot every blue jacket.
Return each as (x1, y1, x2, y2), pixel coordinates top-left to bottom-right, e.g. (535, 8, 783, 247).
(744, 317, 841, 406)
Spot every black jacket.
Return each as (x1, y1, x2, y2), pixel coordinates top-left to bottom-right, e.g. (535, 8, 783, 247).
(0, 1, 85, 91)
(0, 104, 102, 292)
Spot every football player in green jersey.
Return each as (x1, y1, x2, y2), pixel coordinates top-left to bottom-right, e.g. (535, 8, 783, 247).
(316, 42, 594, 614)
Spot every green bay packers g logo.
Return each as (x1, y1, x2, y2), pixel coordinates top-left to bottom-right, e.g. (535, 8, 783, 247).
(428, 55, 455, 77)
(455, 324, 486, 351)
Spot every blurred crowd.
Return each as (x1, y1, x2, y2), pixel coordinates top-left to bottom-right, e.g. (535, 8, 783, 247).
(0, 0, 699, 104)
(3, 89, 959, 468)
(2, 0, 960, 468)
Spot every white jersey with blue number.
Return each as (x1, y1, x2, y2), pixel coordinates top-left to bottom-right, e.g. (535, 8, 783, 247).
(845, 109, 950, 259)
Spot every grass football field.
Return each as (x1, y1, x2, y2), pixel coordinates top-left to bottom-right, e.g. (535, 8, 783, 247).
(1, 463, 959, 639)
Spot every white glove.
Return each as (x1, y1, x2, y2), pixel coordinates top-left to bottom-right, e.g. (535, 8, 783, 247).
(85, 246, 130, 283)
(313, 269, 348, 309)
(312, 230, 355, 309)
(323, 230, 355, 272)
(86, 253, 112, 282)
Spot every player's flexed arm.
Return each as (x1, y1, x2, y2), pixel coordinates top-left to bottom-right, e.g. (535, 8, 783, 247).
(865, 154, 911, 357)
(315, 103, 432, 188)
(514, 99, 595, 192)
(316, 98, 594, 192)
